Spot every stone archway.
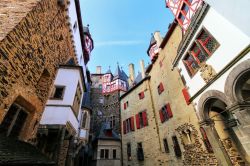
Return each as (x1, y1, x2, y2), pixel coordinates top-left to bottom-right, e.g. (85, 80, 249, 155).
(224, 59, 250, 163)
(197, 90, 231, 122)
(198, 90, 246, 165)
(225, 59, 250, 103)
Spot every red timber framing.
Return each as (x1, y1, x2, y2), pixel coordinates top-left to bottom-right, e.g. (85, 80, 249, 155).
(165, 0, 203, 32)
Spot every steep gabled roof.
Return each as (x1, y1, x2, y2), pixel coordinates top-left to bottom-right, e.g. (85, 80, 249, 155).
(95, 122, 120, 141)
(146, 34, 157, 55)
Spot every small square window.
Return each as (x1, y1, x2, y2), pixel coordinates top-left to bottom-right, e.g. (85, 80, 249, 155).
(51, 86, 65, 99)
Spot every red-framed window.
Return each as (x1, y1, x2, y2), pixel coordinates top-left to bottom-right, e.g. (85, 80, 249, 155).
(123, 117, 135, 134)
(197, 29, 219, 55)
(136, 111, 148, 129)
(190, 43, 208, 64)
(159, 103, 173, 123)
(123, 101, 129, 110)
(138, 91, 145, 100)
(157, 82, 164, 95)
(183, 28, 219, 77)
(183, 54, 199, 77)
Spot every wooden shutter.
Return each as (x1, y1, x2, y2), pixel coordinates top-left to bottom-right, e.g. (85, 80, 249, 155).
(142, 111, 148, 126)
(131, 117, 135, 131)
(160, 83, 164, 92)
(140, 92, 145, 99)
(136, 114, 140, 129)
(123, 121, 127, 134)
(182, 87, 190, 105)
(166, 103, 173, 118)
(159, 110, 164, 123)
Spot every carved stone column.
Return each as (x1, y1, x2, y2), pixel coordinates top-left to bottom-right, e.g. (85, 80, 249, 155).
(200, 120, 232, 166)
(228, 102, 250, 163)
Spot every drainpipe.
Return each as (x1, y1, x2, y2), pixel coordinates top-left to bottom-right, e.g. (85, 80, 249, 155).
(146, 79, 163, 151)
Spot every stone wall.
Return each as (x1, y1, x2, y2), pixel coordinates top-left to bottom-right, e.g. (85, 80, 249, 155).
(149, 25, 218, 165)
(90, 75, 121, 135)
(0, 0, 76, 141)
(121, 80, 165, 166)
(120, 24, 219, 165)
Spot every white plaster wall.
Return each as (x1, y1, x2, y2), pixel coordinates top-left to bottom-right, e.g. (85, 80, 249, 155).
(40, 106, 79, 132)
(193, 53, 250, 115)
(205, 0, 250, 37)
(177, 7, 250, 98)
(47, 68, 83, 106)
(68, 0, 88, 84)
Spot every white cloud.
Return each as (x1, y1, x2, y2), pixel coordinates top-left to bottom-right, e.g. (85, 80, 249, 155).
(95, 40, 145, 47)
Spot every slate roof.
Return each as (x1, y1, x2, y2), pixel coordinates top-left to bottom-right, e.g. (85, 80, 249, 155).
(113, 65, 128, 82)
(106, 68, 112, 74)
(95, 122, 120, 141)
(0, 0, 39, 41)
(0, 133, 55, 166)
(147, 34, 157, 55)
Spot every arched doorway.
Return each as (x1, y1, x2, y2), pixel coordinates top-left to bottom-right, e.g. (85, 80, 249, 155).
(198, 90, 245, 165)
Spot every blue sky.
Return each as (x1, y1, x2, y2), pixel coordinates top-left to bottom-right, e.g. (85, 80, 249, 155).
(80, 0, 174, 75)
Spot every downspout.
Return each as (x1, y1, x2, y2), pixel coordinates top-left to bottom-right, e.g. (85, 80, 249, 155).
(146, 79, 163, 151)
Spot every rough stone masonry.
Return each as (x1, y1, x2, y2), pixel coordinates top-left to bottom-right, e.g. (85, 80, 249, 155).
(0, 0, 76, 141)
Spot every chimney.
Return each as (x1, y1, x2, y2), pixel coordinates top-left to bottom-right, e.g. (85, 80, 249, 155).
(154, 31, 163, 47)
(140, 60, 145, 79)
(96, 66, 101, 74)
(128, 63, 135, 87)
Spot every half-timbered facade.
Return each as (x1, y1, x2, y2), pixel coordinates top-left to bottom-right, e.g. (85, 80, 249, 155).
(165, 0, 203, 32)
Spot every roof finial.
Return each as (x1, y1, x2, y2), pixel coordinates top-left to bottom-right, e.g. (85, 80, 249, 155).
(117, 62, 119, 67)
(109, 65, 110, 69)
